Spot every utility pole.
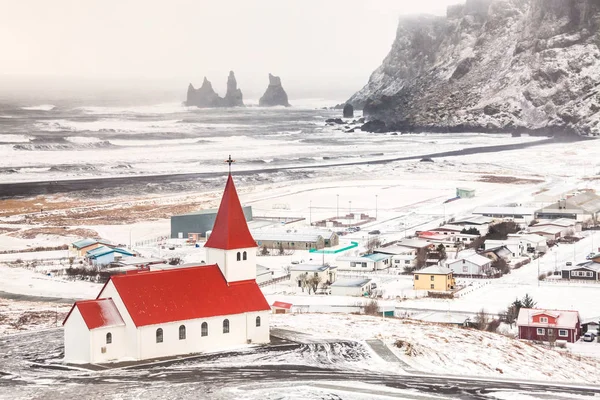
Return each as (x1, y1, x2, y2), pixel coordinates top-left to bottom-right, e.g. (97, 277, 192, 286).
(375, 194, 378, 220)
(336, 194, 339, 219)
(309, 201, 312, 225)
(537, 256, 540, 287)
(349, 200, 352, 214)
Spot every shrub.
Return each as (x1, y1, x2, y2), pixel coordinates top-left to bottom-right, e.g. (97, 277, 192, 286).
(487, 319, 501, 332)
(363, 299, 379, 316)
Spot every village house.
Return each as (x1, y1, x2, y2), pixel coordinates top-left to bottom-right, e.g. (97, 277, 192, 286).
(289, 264, 337, 288)
(561, 261, 600, 281)
(506, 233, 548, 254)
(373, 245, 419, 270)
(413, 266, 455, 291)
(446, 254, 492, 277)
(530, 218, 580, 237)
(483, 239, 521, 257)
(70, 238, 115, 257)
(472, 206, 536, 225)
(335, 253, 391, 272)
(527, 225, 564, 241)
(86, 246, 134, 268)
(253, 229, 339, 251)
(481, 245, 513, 264)
(517, 308, 581, 343)
(63, 173, 271, 364)
(452, 215, 493, 235)
(535, 191, 600, 223)
(330, 278, 373, 296)
(417, 232, 462, 250)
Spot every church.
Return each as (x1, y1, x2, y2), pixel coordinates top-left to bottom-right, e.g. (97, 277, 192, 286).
(63, 171, 271, 364)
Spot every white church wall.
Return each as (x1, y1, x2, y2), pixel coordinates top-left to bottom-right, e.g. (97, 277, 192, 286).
(99, 281, 140, 360)
(89, 326, 127, 363)
(245, 311, 270, 344)
(64, 307, 91, 363)
(205, 246, 258, 282)
(137, 313, 250, 360)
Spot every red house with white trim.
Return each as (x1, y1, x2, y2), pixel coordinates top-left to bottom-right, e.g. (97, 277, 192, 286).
(63, 173, 271, 364)
(517, 308, 582, 343)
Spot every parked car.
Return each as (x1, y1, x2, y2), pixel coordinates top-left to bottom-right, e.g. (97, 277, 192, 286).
(583, 332, 596, 342)
(368, 230, 381, 235)
(566, 262, 573, 267)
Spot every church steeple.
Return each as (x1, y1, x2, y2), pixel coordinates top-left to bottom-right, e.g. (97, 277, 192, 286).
(205, 162, 257, 283)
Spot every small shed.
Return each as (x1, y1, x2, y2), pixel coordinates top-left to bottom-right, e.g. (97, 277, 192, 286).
(271, 301, 293, 314)
(456, 188, 475, 198)
(330, 278, 373, 297)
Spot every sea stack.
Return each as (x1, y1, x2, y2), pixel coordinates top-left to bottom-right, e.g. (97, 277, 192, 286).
(259, 73, 291, 107)
(343, 103, 354, 118)
(223, 71, 244, 107)
(185, 77, 223, 107)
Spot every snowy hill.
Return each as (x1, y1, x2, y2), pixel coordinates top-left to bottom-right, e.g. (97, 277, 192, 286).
(272, 313, 600, 384)
(348, 0, 600, 136)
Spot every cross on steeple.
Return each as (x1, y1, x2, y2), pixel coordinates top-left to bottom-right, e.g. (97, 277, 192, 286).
(225, 155, 235, 174)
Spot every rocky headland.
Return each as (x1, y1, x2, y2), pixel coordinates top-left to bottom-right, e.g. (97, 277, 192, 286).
(259, 74, 291, 107)
(348, 0, 600, 136)
(185, 71, 244, 107)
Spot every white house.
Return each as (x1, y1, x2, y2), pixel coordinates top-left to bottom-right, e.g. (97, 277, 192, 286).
(63, 173, 271, 364)
(507, 233, 548, 254)
(452, 216, 493, 235)
(330, 278, 373, 296)
(335, 253, 391, 271)
(374, 245, 418, 270)
(483, 239, 521, 257)
(289, 264, 337, 288)
(447, 254, 492, 277)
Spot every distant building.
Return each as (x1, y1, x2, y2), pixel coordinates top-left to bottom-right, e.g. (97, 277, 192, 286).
(413, 266, 455, 291)
(70, 238, 114, 257)
(256, 265, 273, 285)
(517, 308, 581, 343)
(452, 216, 493, 235)
(507, 233, 548, 254)
(535, 192, 600, 222)
(456, 188, 475, 198)
(483, 239, 521, 257)
(561, 262, 600, 281)
(170, 206, 253, 239)
(330, 278, 373, 296)
(374, 245, 419, 270)
(112, 256, 165, 269)
(86, 246, 134, 268)
(253, 229, 339, 250)
(335, 253, 392, 271)
(472, 206, 536, 224)
(289, 264, 337, 288)
(271, 301, 293, 314)
(481, 246, 513, 264)
(447, 254, 492, 277)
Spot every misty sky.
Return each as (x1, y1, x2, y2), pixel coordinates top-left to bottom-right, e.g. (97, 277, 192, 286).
(1, 0, 460, 102)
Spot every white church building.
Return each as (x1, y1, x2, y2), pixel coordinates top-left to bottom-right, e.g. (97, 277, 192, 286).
(63, 173, 271, 364)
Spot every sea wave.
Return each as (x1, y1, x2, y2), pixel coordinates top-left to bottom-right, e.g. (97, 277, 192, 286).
(74, 103, 190, 115)
(33, 119, 192, 134)
(21, 104, 56, 111)
(48, 164, 98, 172)
(0, 134, 30, 143)
(13, 140, 114, 151)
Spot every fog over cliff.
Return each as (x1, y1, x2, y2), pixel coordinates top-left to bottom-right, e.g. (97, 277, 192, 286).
(349, 0, 600, 136)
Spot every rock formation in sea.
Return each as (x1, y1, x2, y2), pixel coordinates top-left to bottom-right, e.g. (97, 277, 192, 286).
(259, 74, 291, 107)
(343, 103, 354, 118)
(223, 71, 244, 107)
(185, 72, 245, 107)
(348, 0, 600, 136)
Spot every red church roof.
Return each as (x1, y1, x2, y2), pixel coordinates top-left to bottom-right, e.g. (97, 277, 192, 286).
(204, 174, 257, 250)
(98, 265, 270, 327)
(63, 298, 125, 330)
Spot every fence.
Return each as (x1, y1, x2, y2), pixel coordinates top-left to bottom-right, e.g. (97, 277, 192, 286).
(259, 274, 290, 287)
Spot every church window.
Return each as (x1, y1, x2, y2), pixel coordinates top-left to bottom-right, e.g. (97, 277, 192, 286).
(237, 252, 241, 261)
(256, 316, 261, 327)
(223, 319, 230, 334)
(106, 332, 112, 344)
(156, 328, 163, 343)
(201, 322, 208, 337)
(179, 325, 186, 340)
(243, 251, 247, 260)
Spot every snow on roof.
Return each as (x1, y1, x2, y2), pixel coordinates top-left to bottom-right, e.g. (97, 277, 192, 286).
(453, 215, 494, 225)
(63, 298, 125, 330)
(563, 261, 600, 272)
(330, 278, 372, 288)
(289, 264, 332, 272)
(394, 239, 434, 249)
(86, 246, 133, 259)
(447, 254, 491, 267)
(540, 192, 600, 214)
(204, 174, 257, 250)
(271, 301, 292, 309)
(528, 225, 564, 235)
(115, 256, 165, 266)
(373, 245, 416, 255)
(517, 308, 580, 329)
(533, 218, 577, 228)
(433, 224, 465, 232)
(415, 266, 453, 275)
(507, 233, 547, 243)
(363, 253, 392, 262)
(72, 238, 98, 249)
(99, 265, 270, 327)
(253, 231, 324, 242)
(473, 206, 536, 216)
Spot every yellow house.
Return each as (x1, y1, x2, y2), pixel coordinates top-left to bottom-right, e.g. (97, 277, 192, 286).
(413, 266, 456, 291)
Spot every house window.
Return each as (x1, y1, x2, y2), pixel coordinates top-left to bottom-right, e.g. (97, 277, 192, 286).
(179, 325, 186, 340)
(106, 332, 112, 344)
(394, 260, 400, 264)
(558, 329, 568, 337)
(350, 262, 356, 267)
(587, 271, 594, 277)
(223, 319, 230, 334)
(237, 252, 241, 261)
(463, 266, 468, 273)
(256, 316, 261, 327)
(405, 260, 410, 265)
(362, 263, 367, 268)
(156, 328, 163, 343)
(540, 317, 548, 323)
(201, 322, 208, 337)
(547, 328, 554, 335)
(243, 251, 247, 261)
(430, 284, 434, 289)
(430, 276, 435, 281)
(537, 328, 545, 335)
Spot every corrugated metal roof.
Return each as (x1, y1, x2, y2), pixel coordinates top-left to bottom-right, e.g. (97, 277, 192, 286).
(330, 278, 371, 288)
(253, 232, 323, 242)
(72, 238, 98, 249)
(473, 207, 536, 216)
(415, 266, 453, 275)
(86, 246, 133, 259)
(364, 253, 392, 262)
(290, 264, 331, 272)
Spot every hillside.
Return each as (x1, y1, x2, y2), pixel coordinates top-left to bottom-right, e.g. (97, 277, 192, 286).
(348, 0, 600, 136)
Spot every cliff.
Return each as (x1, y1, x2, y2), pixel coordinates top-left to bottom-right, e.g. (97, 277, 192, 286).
(259, 74, 291, 107)
(348, 0, 600, 136)
(185, 72, 245, 107)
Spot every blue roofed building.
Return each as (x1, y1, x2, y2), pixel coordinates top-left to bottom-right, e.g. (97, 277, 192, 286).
(70, 238, 114, 257)
(85, 246, 134, 268)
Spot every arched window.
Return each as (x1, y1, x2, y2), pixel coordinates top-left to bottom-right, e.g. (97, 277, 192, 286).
(256, 316, 261, 327)
(223, 319, 230, 334)
(243, 251, 247, 260)
(106, 332, 112, 344)
(179, 325, 186, 340)
(156, 328, 163, 343)
(237, 252, 241, 261)
(201, 322, 208, 337)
